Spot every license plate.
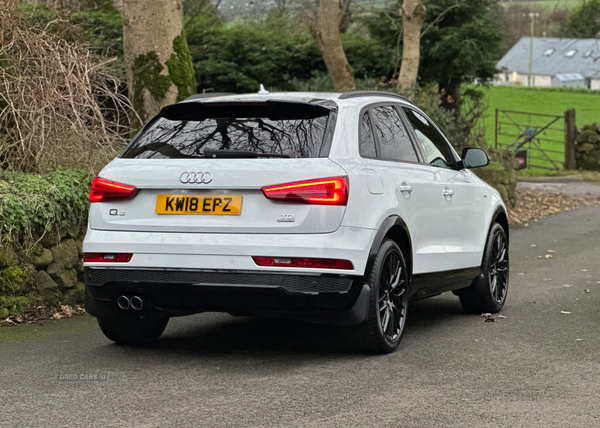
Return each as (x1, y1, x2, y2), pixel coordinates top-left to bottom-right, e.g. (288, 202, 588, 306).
(155, 195, 242, 215)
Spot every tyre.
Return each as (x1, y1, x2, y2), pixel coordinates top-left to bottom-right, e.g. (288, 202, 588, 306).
(459, 223, 509, 314)
(97, 313, 169, 345)
(350, 239, 409, 354)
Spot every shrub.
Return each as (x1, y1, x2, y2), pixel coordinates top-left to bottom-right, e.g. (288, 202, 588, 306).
(187, 14, 324, 93)
(0, 4, 133, 174)
(0, 168, 91, 242)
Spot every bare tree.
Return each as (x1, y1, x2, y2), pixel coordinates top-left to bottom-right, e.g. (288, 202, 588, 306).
(396, 0, 427, 91)
(339, 0, 352, 33)
(311, 0, 356, 92)
(120, 0, 196, 125)
(29, 0, 111, 11)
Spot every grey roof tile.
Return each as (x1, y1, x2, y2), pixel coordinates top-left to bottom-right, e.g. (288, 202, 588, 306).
(496, 37, 600, 79)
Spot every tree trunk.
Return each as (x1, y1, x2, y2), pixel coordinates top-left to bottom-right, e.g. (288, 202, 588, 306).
(397, 0, 426, 91)
(121, 0, 197, 126)
(439, 81, 461, 119)
(311, 0, 356, 92)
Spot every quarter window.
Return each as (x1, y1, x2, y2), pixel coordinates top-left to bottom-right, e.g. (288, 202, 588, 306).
(371, 106, 418, 162)
(359, 112, 377, 158)
(403, 108, 454, 168)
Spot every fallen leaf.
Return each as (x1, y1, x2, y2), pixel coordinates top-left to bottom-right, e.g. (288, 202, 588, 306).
(547, 250, 556, 253)
(560, 311, 572, 314)
(52, 313, 63, 320)
(544, 255, 553, 259)
(60, 305, 74, 318)
(531, 244, 537, 247)
(497, 315, 506, 319)
(524, 223, 529, 227)
(581, 269, 588, 272)
(563, 284, 572, 287)
(585, 289, 590, 293)
(537, 256, 543, 259)
(507, 189, 600, 225)
(575, 339, 583, 342)
(481, 313, 495, 322)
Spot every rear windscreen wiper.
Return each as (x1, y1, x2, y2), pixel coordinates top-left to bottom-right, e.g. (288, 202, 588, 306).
(203, 149, 290, 159)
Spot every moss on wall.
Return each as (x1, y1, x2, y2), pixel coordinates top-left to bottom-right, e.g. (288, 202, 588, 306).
(575, 124, 600, 171)
(0, 169, 90, 317)
(0, 244, 33, 318)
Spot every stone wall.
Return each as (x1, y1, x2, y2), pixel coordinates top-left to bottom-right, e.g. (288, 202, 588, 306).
(575, 124, 600, 171)
(0, 227, 86, 316)
(474, 148, 518, 208)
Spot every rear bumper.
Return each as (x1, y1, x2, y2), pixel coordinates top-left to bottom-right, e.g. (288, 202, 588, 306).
(83, 226, 377, 276)
(84, 267, 371, 326)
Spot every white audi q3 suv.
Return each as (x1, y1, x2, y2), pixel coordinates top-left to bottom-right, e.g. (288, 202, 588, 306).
(84, 90, 509, 353)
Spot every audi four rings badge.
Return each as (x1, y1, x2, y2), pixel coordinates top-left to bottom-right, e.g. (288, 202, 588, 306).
(179, 172, 213, 184)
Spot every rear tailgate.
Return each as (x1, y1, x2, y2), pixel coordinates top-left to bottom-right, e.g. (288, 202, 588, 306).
(89, 157, 348, 234)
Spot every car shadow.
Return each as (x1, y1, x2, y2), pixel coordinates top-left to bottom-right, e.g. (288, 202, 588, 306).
(109, 295, 469, 359)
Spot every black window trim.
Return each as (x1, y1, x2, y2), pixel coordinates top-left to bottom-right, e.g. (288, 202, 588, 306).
(358, 102, 425, 165)
(401, 105, 462, 170)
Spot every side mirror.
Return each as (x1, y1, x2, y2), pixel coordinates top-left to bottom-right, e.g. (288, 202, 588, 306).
(461, 147, 489, 169)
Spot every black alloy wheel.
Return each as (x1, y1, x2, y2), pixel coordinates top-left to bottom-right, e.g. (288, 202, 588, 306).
(378, 248, 408, 343)
(350, 239, 409, 354)
(489, 230, 509, 304)
(458, 223, 509, 314)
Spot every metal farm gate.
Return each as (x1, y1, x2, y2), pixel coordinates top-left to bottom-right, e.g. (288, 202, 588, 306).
(494, 109, 575, 171)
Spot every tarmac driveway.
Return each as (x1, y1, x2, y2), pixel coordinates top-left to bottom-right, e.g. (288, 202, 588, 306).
(1, 206, 600, 428)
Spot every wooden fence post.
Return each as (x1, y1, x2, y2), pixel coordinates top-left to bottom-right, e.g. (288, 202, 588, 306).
(564, 108, 577, 170)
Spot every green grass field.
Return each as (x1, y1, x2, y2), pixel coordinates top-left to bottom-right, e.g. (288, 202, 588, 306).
(503, 0, 582, 10)
(480, 86, 600, 173)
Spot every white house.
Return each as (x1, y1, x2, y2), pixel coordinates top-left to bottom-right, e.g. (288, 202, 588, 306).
(495, 37, 600, 90)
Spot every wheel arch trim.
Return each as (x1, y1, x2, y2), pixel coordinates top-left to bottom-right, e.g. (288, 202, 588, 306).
(490, 204, 509, 243)
(365, 215, 413, 281)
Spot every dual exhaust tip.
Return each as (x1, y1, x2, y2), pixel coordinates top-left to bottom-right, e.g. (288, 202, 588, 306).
(117, 295, 144, 311)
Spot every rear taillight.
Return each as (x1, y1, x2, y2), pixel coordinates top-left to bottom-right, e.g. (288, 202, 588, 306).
(84, 253, 133, 263)
(252, 256, 353, 270)
(261, 176, 348, 205)
(90, 177, 138, 203)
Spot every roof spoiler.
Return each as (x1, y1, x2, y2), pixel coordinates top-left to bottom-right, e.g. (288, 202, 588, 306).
(159, 100, 334, 121)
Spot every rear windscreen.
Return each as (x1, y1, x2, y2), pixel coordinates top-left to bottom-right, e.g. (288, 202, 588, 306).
(121, 102, 334, 159)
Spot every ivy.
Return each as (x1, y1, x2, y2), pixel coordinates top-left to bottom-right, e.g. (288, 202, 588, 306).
(0, 168, 91, 242)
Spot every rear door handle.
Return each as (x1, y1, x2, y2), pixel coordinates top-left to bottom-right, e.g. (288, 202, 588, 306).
(443, 189, 454, 197)
(399, 183, 413, 193)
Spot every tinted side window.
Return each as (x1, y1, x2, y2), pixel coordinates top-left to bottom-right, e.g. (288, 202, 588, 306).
(403, 108, 454, 168)
(360, 112, 377, 158)
(371, 106, 418, 162)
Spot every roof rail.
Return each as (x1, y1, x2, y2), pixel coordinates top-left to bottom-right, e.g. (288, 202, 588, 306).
(338, 91, 411, 103)
(184, 93, 235, 102)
